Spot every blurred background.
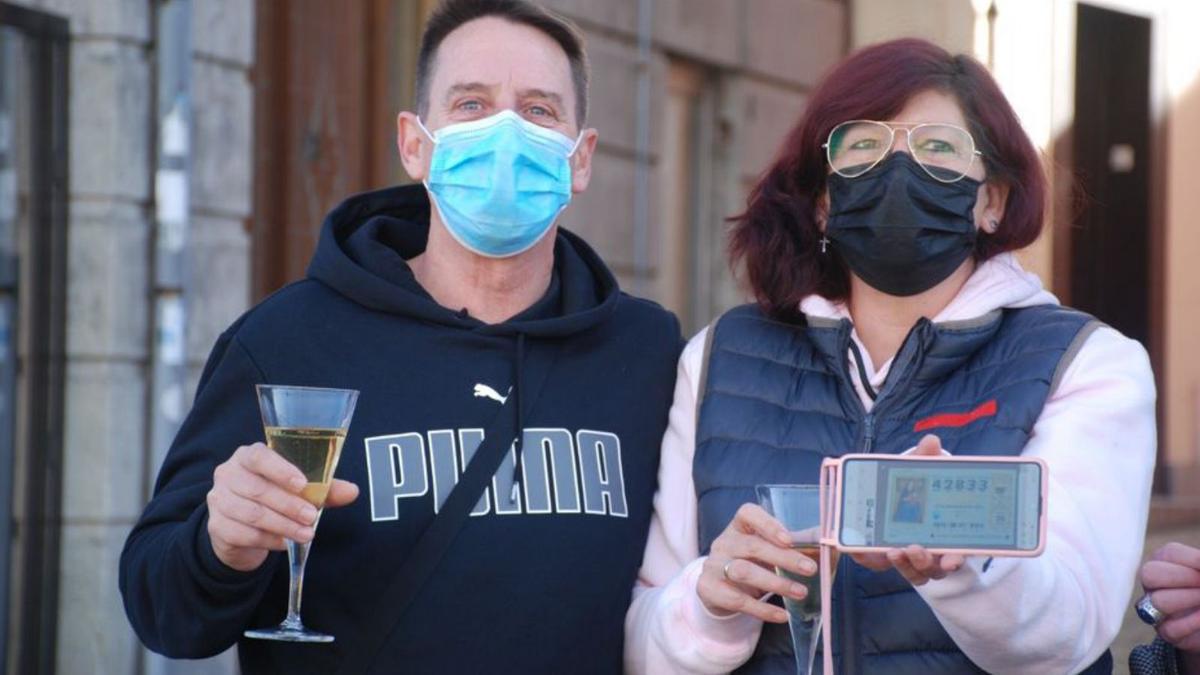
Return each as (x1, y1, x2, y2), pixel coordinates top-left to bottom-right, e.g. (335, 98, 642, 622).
(0, 0, 1197, 672)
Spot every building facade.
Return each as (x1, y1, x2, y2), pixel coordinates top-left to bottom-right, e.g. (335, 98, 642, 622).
(856, 0, 1200, 517)
(1, 0, 254, 672)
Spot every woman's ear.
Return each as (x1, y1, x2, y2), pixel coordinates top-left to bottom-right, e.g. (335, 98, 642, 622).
(815, 191, 830, 232)
(975, 181, 1010, 233)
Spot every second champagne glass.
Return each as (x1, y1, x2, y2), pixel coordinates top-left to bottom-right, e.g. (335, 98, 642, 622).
(756, 484, 840, 675)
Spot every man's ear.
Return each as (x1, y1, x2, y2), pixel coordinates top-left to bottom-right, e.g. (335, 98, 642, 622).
(397, 111, 432, 182)
(975, 180, 1010, 233)
(569, 128, 599, 194)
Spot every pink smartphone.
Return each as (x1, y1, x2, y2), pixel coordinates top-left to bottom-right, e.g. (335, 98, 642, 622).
(825, 454, 1048, 557)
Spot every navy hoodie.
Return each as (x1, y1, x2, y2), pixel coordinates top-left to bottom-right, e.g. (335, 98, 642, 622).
(120, 185, 682, 673)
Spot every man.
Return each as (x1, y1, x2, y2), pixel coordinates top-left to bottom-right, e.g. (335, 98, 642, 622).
(119, 1, 681, 672)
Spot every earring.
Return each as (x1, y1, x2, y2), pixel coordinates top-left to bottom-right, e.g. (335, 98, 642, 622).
(987, 219, 999, 233)
(820, 236, 829, 254)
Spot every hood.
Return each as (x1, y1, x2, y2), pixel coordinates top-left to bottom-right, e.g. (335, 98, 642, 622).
(306, 184, 620, 338)
(800, 252, 1059, 323)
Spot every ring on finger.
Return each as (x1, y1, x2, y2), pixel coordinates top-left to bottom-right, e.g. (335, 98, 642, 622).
(1136, 592, 1165, 627)
(723, 559, 738, 581)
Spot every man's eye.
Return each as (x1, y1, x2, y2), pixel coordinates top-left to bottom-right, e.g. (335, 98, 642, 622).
(527, 105, 553, 117)
(458, 100, 483, 112)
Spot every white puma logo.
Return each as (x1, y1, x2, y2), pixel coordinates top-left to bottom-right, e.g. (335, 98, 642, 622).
(473, 383, 511, 405)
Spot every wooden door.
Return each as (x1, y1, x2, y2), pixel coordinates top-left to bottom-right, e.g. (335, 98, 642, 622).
(1071, 3, 1165, 487)
(1071, 4, 1153, 346)
(252, 0, 427, 299)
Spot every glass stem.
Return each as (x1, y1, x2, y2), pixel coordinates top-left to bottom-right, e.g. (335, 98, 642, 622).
(283, 538, 311, 629)
(788, 614, 820, 675)
(807, 616, 823, 674)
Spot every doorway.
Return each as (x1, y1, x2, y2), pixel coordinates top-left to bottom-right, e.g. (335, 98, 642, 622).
(1070, 2, 1164, 485)
(1070, 3, 1153, 346)
(252, 0, 432, 300)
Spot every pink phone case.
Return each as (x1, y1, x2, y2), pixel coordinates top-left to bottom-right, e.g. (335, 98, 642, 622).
(811, 451, 1046, 672)
(818, 453, 1049, 557)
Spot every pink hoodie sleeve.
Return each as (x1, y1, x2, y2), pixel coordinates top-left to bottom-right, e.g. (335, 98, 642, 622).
(624, 328, 763, 674)
(915, 326, 1157, 674)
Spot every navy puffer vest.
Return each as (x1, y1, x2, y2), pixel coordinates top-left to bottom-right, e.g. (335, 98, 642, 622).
(694, 303, 1113, 675)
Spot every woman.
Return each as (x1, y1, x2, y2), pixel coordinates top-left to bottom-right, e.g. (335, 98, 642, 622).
(624, 39, 1156, 675)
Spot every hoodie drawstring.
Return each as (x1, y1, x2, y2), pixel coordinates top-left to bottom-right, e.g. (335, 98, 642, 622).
(509, 332, 527, 503)
(847, 339, 878, 401)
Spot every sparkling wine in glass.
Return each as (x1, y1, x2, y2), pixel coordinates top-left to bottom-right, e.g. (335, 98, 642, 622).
(756, 484, 838, 675)
(244, 384, 358, 643)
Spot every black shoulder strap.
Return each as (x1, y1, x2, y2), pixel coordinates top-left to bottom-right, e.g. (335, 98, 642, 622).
(338, 342, 560, 674)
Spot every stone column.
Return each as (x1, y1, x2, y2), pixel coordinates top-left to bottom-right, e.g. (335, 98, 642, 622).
(47, 0, 154, 671)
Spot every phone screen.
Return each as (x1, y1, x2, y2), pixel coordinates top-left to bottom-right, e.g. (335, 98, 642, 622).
(839, 457, 1042, 551)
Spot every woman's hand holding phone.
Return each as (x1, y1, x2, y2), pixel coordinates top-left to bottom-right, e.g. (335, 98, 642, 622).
(848, 434, 966, 586)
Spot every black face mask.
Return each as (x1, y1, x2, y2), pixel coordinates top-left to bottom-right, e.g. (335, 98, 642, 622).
(826, 152, 981, 297)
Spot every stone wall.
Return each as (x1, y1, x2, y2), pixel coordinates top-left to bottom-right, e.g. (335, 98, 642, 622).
(543, 0, 847, 332)
(5, 1, 254, 673)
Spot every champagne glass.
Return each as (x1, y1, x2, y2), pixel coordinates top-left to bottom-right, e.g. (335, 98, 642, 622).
(244, 384, 358, 643)
(756, 485, 840, 675)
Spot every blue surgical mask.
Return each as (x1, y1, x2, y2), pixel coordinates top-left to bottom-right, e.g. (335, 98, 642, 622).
(419, 110, 581, 258)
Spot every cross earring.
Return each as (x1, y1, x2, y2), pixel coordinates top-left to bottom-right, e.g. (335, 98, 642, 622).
(820, 236, 829, 254)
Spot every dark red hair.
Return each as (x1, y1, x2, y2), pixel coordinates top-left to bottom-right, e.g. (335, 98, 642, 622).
(729, 38, 1047, 322)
